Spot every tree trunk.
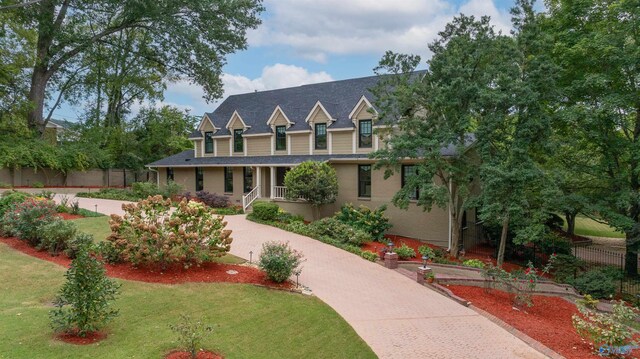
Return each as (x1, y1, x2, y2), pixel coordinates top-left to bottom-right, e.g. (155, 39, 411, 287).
(497, 214, 510, 267)
(27, 68, 48, 136)
(625, 224, 640, 277)
(565, 212, 576, 235)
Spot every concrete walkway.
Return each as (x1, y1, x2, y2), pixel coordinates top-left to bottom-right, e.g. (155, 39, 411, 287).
(61, 195, 548, 359)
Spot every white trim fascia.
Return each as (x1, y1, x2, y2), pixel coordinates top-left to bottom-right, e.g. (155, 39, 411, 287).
(348, 95, 378, 123)
(197, 114, 218, 132)
(287, 135, 291, 155)
(270, 136, 275, 155)
(229, 138, 233, 157)
(328, 132, 333, 155)
(308, 132, 313, 154)
(242, 133, 272, 137)
(374, 134, 379, 150)
(266, 105, 295, 127)
(326, 127, 354, 132)
(213, 135, 232, 138)
(352, 130, 356, 154)
(225, 110, 251, 130)
(189, 137, 204, 140)
(214, 139, 217, 156)
(243, 138, 247, 156)
(286, 129, 312, 134)
(200, 137, 205, 158)
(304, 101, 336, 125)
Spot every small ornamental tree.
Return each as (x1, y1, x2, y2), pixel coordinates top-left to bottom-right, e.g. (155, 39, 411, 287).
(258, 241, 304, 283)
(50, 247, 120, 337)
(107, 195, 232, 269)
(284, 161, 338, 219)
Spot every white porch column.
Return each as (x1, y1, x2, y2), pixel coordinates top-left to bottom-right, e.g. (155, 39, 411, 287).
(256, 166, 262, 197)
(270, 166, 276, 199)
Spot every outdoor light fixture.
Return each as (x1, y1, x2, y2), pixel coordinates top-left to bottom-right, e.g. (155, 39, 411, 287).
(387, 242, 394, 253)
(422, 255, 428, 268)
(94, 204, 98, 214)
(249, 250, 253, 264)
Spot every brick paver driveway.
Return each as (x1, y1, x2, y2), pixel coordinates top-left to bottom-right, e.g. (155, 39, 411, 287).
(62, 196, 548, 359)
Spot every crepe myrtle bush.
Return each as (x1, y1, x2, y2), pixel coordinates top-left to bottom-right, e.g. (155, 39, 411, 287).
(50, 247, 120, 337)
(1, 197, 57, 245)
(258, 241, 304, 283)
(106, 195, 233, 269)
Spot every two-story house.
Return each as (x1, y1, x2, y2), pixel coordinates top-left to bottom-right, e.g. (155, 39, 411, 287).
(148, 75, 469, 247)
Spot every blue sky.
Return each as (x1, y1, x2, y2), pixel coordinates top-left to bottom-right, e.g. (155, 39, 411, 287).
(53, 0, 521, 122)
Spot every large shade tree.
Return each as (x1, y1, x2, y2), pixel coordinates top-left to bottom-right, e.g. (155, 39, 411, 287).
(1, 0, 263, 135)
(544, 0, 640, 275)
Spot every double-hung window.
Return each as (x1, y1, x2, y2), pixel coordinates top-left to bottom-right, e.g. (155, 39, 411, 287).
(315, 123, 327, 150)
(233, 129, 243, 153)
(195, 167, 204, 191)
(204, 131, 214, 153)
(359, 119, 372, 148)
(167, 167, 174, 182)
(224, 167, 233, 193)
(358, 164, 371, 198)
(275, 125, 286, 151)
(401, 165, 419, 200)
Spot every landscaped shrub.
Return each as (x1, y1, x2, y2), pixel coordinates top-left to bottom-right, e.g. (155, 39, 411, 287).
(131, 182, 162, 198)
(573, 301, 637, 355)
(0, 190, 32, 216)
(1, 198, 57, 245)
(164, 180, 183, 200)
(195, 191, 231, 208)
(540, 232, 572, 255)
(31, 181, 44, 188)
(286, 221, 314, 237)
(107, 196, 233, 269)
(418, 245, 435, 259)
(37, 190, 55, 200)
(96, 241, 121, 264)
(394, 242, 416, 260)
(77, 188, 140, 201)
(258, 241, 304, 283)
(212, 206, 244, 215)
(551, 254, 586, 284)
(277, 210, 304, 224)
(308, 217, 371, 246)
(251, 201, 280, 221)
(482, 257, 556, 308)
(574, 267, 619, 299)
(170, 314, 213, 359)
(65, 233, 95, 259)
(335, 203, 392, 241)
(462, 259, 486, 269)
(38, 219, 77, 256)
(50, 247, 121, 337)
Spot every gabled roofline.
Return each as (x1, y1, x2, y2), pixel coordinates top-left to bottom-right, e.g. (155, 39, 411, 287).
(305, 101, 336, 126)
(197, 114, 218, 132)
(225, 110, 251, 130)
(266, 105, 295, 128)
(348, 95, 378, 121)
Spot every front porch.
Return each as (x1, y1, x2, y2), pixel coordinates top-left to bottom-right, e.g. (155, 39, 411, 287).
(242, 166, 291, 210)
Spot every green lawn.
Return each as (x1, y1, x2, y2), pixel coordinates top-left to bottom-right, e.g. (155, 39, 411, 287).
(0, 244, 376, 359)
(563, 215, 626, 238)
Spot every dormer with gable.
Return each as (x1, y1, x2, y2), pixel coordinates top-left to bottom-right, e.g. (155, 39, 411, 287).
(266, 106, 294, 155)
(349, 95, 379, 154)
(305, 101, 336, 155)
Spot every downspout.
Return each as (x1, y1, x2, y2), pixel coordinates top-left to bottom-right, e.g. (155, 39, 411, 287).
(447, 178, 452, 252)
(148, 167, 159, 187)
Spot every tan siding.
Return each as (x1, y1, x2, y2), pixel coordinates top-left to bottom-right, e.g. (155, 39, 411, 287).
(273, 113, 288, 126)
(309, 107, 330, 123)
(290, 134, 310, 155)
(246, 137, 271, 156)
(194, 140, 202, 157)
(231, 118, 244, 130)
(201, 119, 215, 132)
(355, 103, 374, 120)
(331, 132, 352, 154)
(278, 163, 449, 246)
(172, 168, 196, 193)
(202, 167, 224, 193)
(158, 168, 167, 187)
(216, 139, 230, 156)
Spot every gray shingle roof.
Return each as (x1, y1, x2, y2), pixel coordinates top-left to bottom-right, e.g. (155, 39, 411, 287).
(206, 75, 385, 136)
(147, 150, 373, 167)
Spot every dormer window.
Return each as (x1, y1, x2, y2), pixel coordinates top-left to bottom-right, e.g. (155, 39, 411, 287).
(233, 129, 243, 152)
(315, 123, 327, 150)
(204, 131, 214, 153)
(359, 119, 372, 148)
(275, 125, 286, 151)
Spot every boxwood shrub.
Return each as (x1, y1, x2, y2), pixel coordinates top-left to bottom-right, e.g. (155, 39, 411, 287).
(252, 201, 280, 221)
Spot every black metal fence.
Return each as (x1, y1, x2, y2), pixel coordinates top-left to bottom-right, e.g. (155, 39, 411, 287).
(461, 224, 640, 300)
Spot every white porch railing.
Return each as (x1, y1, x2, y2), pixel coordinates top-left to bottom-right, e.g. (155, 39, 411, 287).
(272, 186, 288, 200)
(242, 185, 261, 211)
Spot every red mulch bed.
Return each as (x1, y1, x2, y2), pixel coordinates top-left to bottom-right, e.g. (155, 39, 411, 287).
(0, 236, 290, 289)
(57, 213, 84, 220)
(362, 234, 442, 262)
(165, 350, 223, 359)
(56, 331, 107, 345)
(446, 285, 640, 359)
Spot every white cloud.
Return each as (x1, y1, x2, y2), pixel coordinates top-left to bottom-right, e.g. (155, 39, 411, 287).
(249, 0, 512, 61)
(158, 64, 333, 115)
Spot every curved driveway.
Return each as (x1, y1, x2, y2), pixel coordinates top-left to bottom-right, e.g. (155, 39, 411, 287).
(62, 195, 548, 359)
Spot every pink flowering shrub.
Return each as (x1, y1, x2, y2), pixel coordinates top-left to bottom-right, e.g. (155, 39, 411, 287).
(106, 195, 233, 269)
(1, 197, 57, 246)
